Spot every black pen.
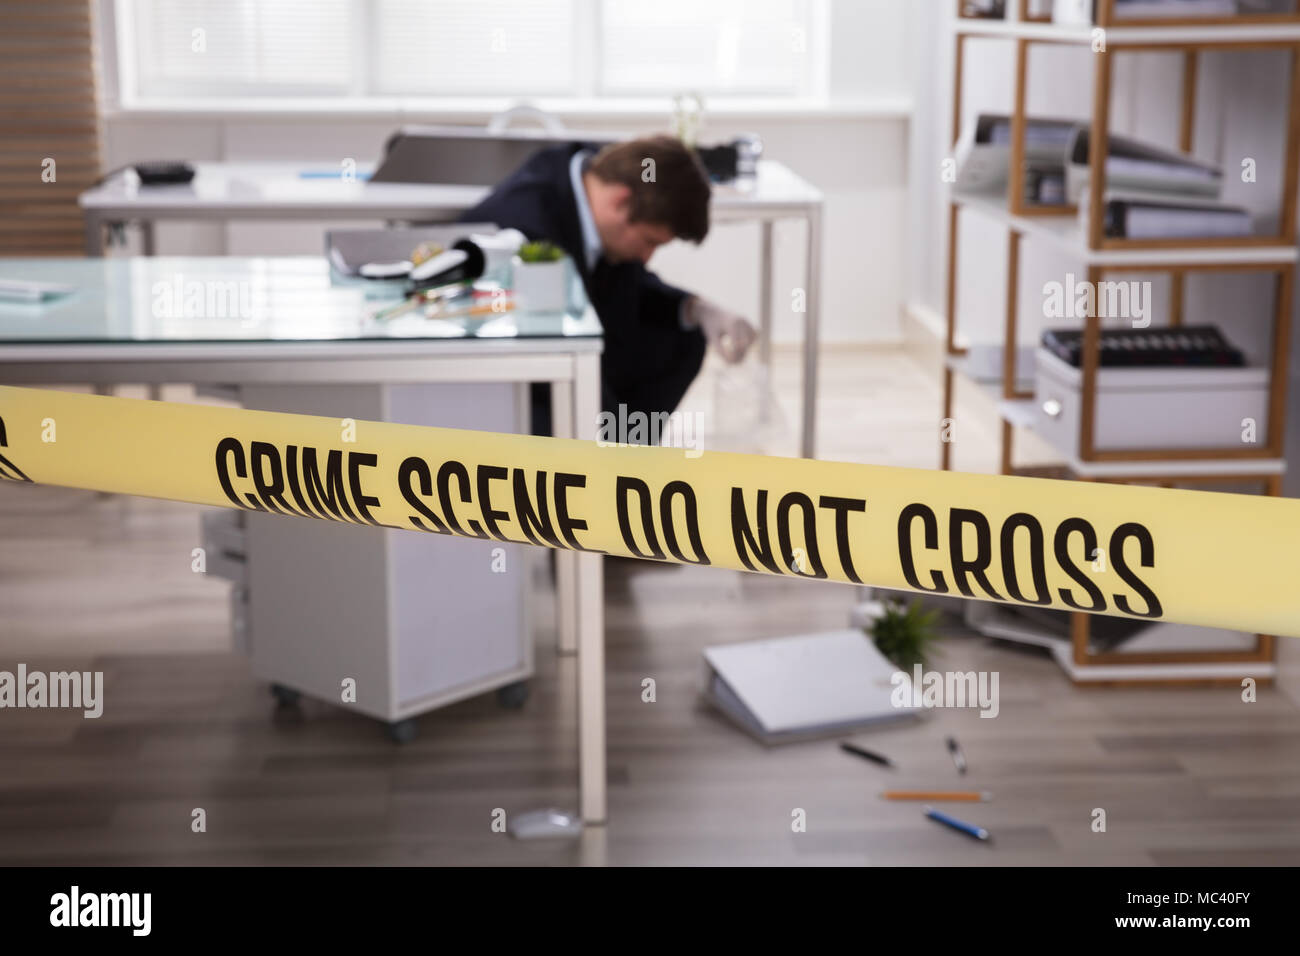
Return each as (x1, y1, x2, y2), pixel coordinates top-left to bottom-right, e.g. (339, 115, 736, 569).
(840, 741, 895, 768)
(946, 736, 967, 775)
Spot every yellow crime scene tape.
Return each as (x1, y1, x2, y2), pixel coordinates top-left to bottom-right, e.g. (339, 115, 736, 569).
(1, 384, 1298, 638)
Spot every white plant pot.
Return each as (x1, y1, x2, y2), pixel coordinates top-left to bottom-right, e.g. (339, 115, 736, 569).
(511, 257, 569, 313)
(848, 600, 889, 629)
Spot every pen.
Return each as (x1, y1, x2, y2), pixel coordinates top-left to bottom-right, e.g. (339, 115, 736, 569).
(880, 790, 991, 802)
(370, 294, 424, 322)
(840, 741, 895, 768)
(298, 170, 372, 180)
(947, 735, 967, 774)
(426, 300, 515, 319)
(924, 806, 990, 842)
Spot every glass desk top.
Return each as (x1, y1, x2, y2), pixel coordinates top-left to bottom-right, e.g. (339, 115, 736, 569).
(0, 257, 602, 345)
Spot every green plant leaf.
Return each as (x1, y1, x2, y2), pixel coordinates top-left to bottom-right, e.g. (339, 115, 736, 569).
(867, 599, 942, 670)
(518, 240, 565, 263)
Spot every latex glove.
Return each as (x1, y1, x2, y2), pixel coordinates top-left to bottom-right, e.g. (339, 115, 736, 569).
(686, 297, 757, 364)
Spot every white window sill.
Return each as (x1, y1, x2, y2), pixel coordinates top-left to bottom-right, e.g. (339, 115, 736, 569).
(106, 95, 912, 124)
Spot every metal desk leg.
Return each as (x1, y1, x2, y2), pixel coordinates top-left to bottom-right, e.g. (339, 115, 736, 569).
(801, 203, 823, 460)
(759, 219, 773, 370)
(551, 378, 577, 655)
(84, 213, 105, 257)
(572, 351, 606, 824)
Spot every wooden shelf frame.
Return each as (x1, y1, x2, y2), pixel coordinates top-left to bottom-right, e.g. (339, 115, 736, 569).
(941, 7, 1296, 678)
(944, 248, 1294, 467)
(1001, 455, 1282, 673)
(1075, 261, 1293, 462)
(1067, 472, 1279, 671)
(951, 25, 1300, 242)
(1086, 39, 1300, 252)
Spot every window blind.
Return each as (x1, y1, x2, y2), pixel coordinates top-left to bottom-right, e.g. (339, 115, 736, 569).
(131, 0, 354, 97)
(370, 0, 578, 96)
(120, 0, 816, 101)
(598, 0, 811, 95)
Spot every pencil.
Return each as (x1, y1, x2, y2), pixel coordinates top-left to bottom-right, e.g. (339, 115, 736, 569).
(426, 300, 515, 319)
(370, 295, 424, 322)
(879, 790, 991, 802)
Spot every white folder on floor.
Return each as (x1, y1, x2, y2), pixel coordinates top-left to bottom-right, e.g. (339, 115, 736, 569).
(702, 629, 922, 745)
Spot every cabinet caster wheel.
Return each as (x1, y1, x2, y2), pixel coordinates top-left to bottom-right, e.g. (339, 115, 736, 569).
(496, 680, 530, 710)
(387, 718, 417, 744)
(270, 683, 301, 706)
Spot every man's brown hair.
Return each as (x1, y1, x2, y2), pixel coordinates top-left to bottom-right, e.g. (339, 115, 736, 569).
(586, 135, 711, 243)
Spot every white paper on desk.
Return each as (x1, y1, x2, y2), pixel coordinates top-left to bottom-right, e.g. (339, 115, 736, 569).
(0, 279, 74, 303)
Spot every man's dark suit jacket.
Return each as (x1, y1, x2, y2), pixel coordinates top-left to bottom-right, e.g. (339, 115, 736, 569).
(460, 143, 706, 436)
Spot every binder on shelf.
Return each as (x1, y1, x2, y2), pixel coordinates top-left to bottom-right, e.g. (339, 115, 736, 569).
(1053, 0, 1237, 24)
(1079, 188, 1253, 239)
(954, 112, 1078, 193)
(960, 0, 1007, 17)
(1066, 128, 1222, 205)
(1113, 0, 1238, 18)
(1026, 164, 1068, 206)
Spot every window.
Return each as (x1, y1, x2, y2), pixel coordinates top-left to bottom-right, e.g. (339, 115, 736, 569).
(371, 0, 578, 96)
(118, 0, 823, 104)
(128, 0, 355, 97)
(600, 0, 812, 96)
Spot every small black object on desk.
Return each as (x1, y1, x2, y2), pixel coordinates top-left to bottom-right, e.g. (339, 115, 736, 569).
(840, 741, 895, 768)
(132, 161, 196, 186)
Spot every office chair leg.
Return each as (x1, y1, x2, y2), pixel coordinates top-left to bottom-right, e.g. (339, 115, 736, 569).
(270, 683, 301, 706)
(386, 718, 418, 744)
(496, 680, 530, 710)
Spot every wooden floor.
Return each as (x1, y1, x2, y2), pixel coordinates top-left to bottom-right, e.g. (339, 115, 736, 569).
(3, 346, 1300, 866)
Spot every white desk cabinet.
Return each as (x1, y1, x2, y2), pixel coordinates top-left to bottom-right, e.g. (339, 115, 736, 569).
(210, 381, 532, 741)
(0, 254, 607, 821)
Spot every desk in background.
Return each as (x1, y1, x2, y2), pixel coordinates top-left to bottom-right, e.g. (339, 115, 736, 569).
(79, 160, 824, 458)
(0, 254, 611, 823)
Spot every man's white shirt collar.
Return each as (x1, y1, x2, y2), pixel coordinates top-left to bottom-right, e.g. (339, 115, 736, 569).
(569, 148, 602, 272)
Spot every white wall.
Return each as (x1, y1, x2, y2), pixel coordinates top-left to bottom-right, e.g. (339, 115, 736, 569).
(99, 0, 914, 345)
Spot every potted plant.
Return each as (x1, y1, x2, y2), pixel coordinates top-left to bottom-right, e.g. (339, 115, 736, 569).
(511, 240, 569, 313)
(858, 597, 942, 670)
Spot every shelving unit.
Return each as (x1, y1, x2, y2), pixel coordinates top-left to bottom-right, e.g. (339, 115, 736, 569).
(943, 0, 1300, 683)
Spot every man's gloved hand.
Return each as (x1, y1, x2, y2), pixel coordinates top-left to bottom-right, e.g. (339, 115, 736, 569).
(685, 296, 757, 364)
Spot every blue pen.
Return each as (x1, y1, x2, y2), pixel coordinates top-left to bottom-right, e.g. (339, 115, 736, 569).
(923, 805, 990, 841)
(298, 170, 372, 180)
